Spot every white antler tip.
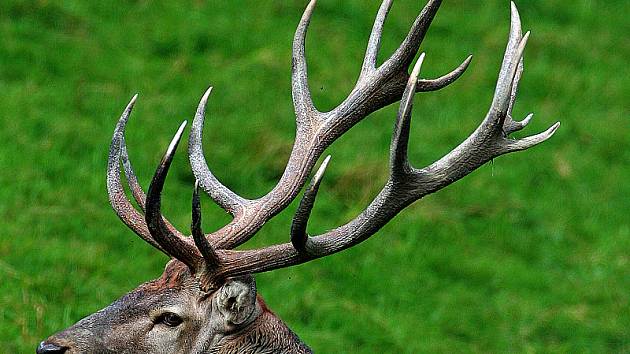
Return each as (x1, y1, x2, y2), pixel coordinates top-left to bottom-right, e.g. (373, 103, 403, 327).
(510, 2, 521, 22)
(179, 120, 189, 130)
(314, 155, 331, 181)
(166, 121, 188, 157)
(410, 53, 426, 81)
(202, 86, 213, 101)
(126, 94, 139, 108)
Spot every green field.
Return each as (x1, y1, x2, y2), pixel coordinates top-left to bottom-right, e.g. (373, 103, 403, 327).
(1, 0, 628, 352)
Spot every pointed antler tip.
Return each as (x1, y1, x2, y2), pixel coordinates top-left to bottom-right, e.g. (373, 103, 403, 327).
(410, 53, 426, 81)
(510, 2, 520, 18)
(536, 121, 561, 143)
(203, 86, 213, 97)
(508, 120, 561, 152)
(314, 155, 331, 181)
(551, 121, 561, 131)
(509, 1, 522, 38)
(126, 94, 139, 109)
(119, 95, 139, 124)
(459, 55, 473, 71)
(195, 89, 213, 119)
(517, 31, 530, 54)
(200, 88, 213, 105)
(418, 52, 426, 64)
(164, 121, 188, 158)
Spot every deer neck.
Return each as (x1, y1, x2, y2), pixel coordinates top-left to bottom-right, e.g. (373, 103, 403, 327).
(213, 295, 312, 354)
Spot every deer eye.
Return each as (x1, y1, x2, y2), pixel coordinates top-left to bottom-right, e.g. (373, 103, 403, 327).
(156, 312, 183, 327)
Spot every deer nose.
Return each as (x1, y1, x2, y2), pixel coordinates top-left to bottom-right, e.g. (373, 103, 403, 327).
(36, 342, 68, 354)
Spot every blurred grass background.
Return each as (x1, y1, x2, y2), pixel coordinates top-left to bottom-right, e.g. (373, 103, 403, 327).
(0, 0, 628, 352)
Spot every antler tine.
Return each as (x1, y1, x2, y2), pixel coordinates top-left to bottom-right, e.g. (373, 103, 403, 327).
(505, 122, 561, 151)
(416, 55, 473, 92)
(189, 87, 248, 216)
(505, 3, 524, 112)
(107, 95, 168, 254)
(503, 2, 530, 135)
(146, 121, 201, 271)
(193, 3, 559, 284)
(360, 0, 394, 76)
(488, 25, 530, 125)
(192, 180, 221, 270)
(291, 155, 331, 253)
(503, 58, 528, 135)
(391, 53, 425, 176)
(292, 0, 319, 126)
(496, 1, 523, 107)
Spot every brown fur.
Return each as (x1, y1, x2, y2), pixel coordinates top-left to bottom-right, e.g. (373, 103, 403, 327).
(141, 261, 191, 292)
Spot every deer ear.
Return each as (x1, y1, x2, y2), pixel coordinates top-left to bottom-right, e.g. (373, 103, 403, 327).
(215, 276, 259, 328)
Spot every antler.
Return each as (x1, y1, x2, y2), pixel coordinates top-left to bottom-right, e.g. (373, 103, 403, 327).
(108, 2, 558, 290)
(189, 0, 471, 250)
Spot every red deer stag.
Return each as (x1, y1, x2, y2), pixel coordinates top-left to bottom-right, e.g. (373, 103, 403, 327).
(38, 1, 558, 353)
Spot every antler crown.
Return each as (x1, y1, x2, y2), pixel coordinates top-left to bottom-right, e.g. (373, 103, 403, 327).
(107, 1, 558, 291)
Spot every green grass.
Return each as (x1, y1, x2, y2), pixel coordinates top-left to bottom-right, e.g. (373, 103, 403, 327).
(1, 0, 628, 352)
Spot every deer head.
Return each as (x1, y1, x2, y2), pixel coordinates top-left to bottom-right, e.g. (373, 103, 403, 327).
(38, 1, 558, 353)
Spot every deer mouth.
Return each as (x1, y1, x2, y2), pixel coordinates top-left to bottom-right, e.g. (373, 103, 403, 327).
(36, 341, 69, 354)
